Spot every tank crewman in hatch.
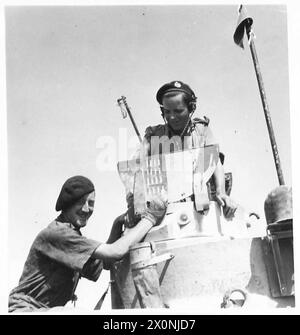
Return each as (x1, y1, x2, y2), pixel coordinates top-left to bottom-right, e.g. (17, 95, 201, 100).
(140, 80, 237, 220)
(8, 175, 167, 312)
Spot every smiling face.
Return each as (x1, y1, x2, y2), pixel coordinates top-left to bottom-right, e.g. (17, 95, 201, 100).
(63, 191, 95, 230)
(161, 93, 190, 133)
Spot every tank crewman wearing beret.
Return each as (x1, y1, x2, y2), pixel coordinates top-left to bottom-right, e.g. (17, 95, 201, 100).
(141, 80, 237, 220)
(8, 175, 167, 312)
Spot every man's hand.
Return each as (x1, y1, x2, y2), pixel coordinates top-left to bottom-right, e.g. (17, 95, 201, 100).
(141, 191, 168, 226)
(215, 193, 237, 220)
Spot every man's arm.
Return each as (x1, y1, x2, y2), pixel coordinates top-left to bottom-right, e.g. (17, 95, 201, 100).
(213, 159, 237, 219)
(92, 192, 167, 262)
(213, 159, 226, 195)
(92, 218, 153, 261)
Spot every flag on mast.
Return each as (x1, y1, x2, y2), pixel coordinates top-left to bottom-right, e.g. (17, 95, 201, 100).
(117, 97, 128, 119)
(233, 4, 253, 48)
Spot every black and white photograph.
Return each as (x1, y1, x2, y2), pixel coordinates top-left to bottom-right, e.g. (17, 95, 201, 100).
(1, 1, 299, 316)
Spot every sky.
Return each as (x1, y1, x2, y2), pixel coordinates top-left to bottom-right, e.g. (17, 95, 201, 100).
(1, 2, 299, 313)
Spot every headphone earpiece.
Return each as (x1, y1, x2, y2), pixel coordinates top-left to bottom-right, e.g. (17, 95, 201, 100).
(188, 101, 196, 113)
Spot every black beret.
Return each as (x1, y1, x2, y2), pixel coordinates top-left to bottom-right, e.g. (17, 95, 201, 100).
(55, 175, 95, 211)
(156, 81, 197, 105)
